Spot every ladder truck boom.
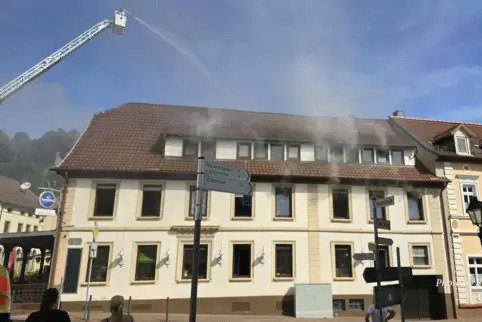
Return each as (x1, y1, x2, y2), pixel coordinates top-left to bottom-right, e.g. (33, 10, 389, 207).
(0, 9, 127, 104)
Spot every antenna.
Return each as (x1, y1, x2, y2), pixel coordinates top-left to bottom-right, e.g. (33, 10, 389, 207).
(20, 182, 31, 191)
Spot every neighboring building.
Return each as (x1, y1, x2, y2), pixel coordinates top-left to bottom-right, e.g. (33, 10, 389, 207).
(390, 111, 482, 319)
(52, 103, 450, 318)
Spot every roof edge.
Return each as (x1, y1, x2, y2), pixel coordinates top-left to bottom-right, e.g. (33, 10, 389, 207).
(389, 117, 441, 156)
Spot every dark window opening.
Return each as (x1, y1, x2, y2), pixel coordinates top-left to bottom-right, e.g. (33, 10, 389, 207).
(407, 191, 424, 221)
(375, 245, 390, 269)
(189, 186, 208, 217)
(135, 245, 158, 281)
(232, 244, 252, 278)
(234, 195, 252, 218)
(275, 187, 292, 218)
(376, 149, 389, 164)
(141, 185, 162, 217)
(362, 149, 374, 164)
(93, 184, 117, 217)
(391, 149, 404, 165)
(275, 244, 293, 278)
(369, 190, 386, 220)
(86, 245, 110, 283)
(183, 140, 198, 157)
(315, 146, 328, 161)
(182, 244, 208, 280)
(332, 189, 350, 220)
(270, 144, 284, 160)
(334, 245, 353, 278)
(330, 147, 344, 163)
(254, 143, 268, 159)
(201, 141, 216, 159)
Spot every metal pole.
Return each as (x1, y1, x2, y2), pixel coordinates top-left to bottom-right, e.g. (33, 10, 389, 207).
(373, 213, 383, 322)
(48, 189, 63, 288)
(57, 277, 63, 310)
(397, 247, 406, 322)
(166, 297, 170, 322)
(188, 157, 205, 322)
(83, 252, 93, 320)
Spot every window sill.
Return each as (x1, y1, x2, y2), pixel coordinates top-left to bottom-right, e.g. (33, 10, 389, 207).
(333, 277, 355, 281)
(273, 277, 294, 282)
(176, 279, 210, 284)
(407, 220, 427, 224)
(331, 218, 351, 223)
(273, 217, 294, 221)
(136, 216, 162, 221)
(231, 216, 254, 221)
(80, 282, 108, 287)
(185, 217, 209, 221)
(229, 277, 253, 282)
(130, 280, 156, 285)
(88, 216, 114, 221)
(412, 264, 432, 269)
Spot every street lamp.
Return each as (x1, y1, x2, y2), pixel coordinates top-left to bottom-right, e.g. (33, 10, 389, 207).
(466, 197, 482, 245)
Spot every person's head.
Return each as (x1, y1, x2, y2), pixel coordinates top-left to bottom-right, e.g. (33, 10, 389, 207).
(110, 295, 125, 320)
(40, 288, 59, 313)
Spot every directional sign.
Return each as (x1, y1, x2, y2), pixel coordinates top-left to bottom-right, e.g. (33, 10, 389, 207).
(204, 161, 251, 182)
(38, 191, 56, 209)
(203, 177, 253, 195)
(368, 238, 394, 252)
(353, 253, 375, 261)
(90, 242, 98, 259)
(374, 284, 407, 307)
(363, 267, 413, 283)
(35, 208, 56, 217)
(377, 219, 392, 231)
(375, 196, 394, 208)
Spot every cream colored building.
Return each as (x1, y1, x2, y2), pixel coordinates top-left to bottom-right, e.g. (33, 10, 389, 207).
(52, 103, 451, 317)
(390, 112, 482, 319)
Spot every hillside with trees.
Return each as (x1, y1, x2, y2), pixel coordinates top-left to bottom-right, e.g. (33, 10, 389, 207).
(0, 129, 80, 194)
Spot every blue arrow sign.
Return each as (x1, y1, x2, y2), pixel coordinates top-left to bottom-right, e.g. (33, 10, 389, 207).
(39, 191, 56, 209)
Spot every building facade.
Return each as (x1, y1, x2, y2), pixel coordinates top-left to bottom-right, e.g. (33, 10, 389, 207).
(52, 104, 451, 317)
(390, 112, 482, 319)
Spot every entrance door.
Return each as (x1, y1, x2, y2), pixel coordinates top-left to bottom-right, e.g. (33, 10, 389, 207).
(403, 275, 446, 320)
(63, 248, 83, 294)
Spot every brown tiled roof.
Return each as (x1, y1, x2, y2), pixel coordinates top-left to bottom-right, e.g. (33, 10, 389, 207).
(56, 103, 441, 182)
(392, 117, 482, 158)
(0, 175, 38, 211)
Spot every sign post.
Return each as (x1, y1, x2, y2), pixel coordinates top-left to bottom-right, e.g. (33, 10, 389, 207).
(84, 221, 99, 321)
(397, 247, 406, 322)
(188, 159, 252, 322)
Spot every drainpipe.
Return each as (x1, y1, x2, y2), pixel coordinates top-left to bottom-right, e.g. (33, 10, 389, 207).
(48, 172, 69, 288)
(438, 184, 458, 319)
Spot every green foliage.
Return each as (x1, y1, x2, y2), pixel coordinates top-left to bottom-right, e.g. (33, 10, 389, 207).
(0, 129, 80, 194)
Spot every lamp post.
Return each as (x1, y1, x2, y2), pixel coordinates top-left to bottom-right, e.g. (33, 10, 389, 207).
(466, 197, 482, 245)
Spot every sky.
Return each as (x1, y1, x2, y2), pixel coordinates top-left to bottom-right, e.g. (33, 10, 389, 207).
(2, 0, 482, 137)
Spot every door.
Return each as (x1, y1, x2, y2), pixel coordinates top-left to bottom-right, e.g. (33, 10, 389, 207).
(403, 275, 446, 320)
(63, 248, 83, 294)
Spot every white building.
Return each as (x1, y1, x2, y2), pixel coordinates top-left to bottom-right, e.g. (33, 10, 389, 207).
(52, 103, 451, 318)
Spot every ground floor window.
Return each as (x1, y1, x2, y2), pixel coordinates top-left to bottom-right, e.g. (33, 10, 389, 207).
(181, 244, 209, 280)
(85, 245, 110, 283)
(134, 244, 159, 281)
(469, 256, 482, 287)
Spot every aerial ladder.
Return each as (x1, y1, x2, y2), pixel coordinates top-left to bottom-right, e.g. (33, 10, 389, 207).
(0, 9, 127, 104)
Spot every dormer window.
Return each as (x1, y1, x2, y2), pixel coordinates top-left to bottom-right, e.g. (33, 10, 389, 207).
(376, 149, 389, 164)
(270, 144, 284, 160)
(201, 141, 216, 159)
(287, 145, 300, 160)
(455, 136, 470, 155)
(315, 146, 328, 162)
(254, 143, 267, 159)
(183, 140, 198, 157)
(330, 147, 344, 163)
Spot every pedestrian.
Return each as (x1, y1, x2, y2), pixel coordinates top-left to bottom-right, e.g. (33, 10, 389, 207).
(24, 288, 70, 322)
(0, 264, 11, 322)
(100, 295, 134, 322)
(365, 303, 396, 322)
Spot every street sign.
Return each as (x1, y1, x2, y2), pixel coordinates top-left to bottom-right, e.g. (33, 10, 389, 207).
(368, 238, 394, 252)
(38, 191, 56, 209)
(204, 161, 251, 182)
(203, 175, 253, 195)
(377, 219, 391, 230)
(375, 196, 394, 208)
(35, 208, 56, 217)
(374, 284, 407, 307)
(363, 267, 413, 283)
(90, 242, 98, 258)
(353, 253, 375, 261)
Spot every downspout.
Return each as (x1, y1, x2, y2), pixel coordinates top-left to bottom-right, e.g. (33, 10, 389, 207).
(438, 182, 458, 319)
(48, 171, 69, 288)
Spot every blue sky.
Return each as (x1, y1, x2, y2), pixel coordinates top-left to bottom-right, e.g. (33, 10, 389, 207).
(2, 0, 482, 137)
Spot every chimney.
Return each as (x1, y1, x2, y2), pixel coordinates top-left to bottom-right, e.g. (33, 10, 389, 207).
(392, 110, 404, 117)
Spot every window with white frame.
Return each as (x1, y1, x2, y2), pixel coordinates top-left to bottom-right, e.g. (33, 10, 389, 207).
(468, 257, 482, 287)
(461, 182, 478, 212)
(455, 136, 470, 155)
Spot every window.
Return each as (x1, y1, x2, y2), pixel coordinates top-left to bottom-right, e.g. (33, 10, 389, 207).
(231, 243, 252, 279)
(183, 140, 198, 157)
(93, 184, 117, 217)
(362, 149, 374, 163)
(3, 221, 10, 233)
(237, 143, 251, 159)
(85, 245, 110, 283)
(330, 147, 344, 163)
(201, 141, 216, 159)
(33, 226, 38, 232)
(333, 299, 346, 311)
(134, 245, 158, 281)
(375, 245, 390, 269)
(369, 190, 386, 220)
(254, 143, 267, 159)
(455, 136, 469, 155)
(468, 257, 482, 287)
(334, 244, 353, 278)
(275, 187, 292, 218)
(407, 191, 424, 221)
(140, 185, 162, 218)
(270, 144, 284, 160)
(461, 182, 478, 211)
(287, 145, 300, 160)
(20, 212, 25, 216)
(274, 243, 294, 278)
(6, 209, 11, 213)
(411, 245, 430, 266)
(181, 244, 208, 280)
(376, 149, 389, 164)
(188, 185, 208, 217)
(332, 188, 350, 220)
(234, 195, 252, 218)
(391, 149, 404, 165)
(315, 146, 328, 162)
(25, 225, 31, 232)
(17, 223, 23, 232)
(345, 148, 359, 163)
(349, 299, 365, 311)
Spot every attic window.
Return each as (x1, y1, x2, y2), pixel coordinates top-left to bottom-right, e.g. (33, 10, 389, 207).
(455, 136, 470, 155)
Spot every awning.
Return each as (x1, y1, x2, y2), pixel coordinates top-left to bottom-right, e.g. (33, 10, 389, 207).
(0, 231, 55, 249)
